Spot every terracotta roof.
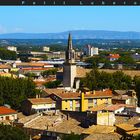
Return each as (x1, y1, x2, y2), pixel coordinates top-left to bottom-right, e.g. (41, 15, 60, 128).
(116, 123, 137, 131)
(82, 125, 116, 134)
(28, 98, 55, 105)
(44, 88, 66, 95)
(89, 103, 134, 112)
(108, 54, 120, 59)
(0, 106, 17, 115)
(105, 104, 124, 111)
(126, 129, 140, 135)
(0, 64, 11, 69)
(52, 89, 112, 100)
(16, 62, 45, 67)
(114, 90, 127, 95)
(22, 67, 50, 71)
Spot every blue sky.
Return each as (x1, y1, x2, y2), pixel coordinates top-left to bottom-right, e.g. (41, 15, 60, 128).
(0, 6, 140, 33)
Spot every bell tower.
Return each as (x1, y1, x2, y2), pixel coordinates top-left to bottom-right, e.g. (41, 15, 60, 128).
(63, 33, 76, 89)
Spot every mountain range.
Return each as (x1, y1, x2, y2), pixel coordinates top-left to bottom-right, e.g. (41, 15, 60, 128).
(0, 30, 140, 39)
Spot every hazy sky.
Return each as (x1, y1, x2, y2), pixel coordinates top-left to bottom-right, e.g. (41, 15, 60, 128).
(0, 6, 140, 33)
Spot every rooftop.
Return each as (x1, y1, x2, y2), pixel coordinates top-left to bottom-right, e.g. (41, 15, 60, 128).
(108, 54, 120, 59)
(105, 104, 124, 111)
(0, 106, 17, 115)
(51, 89, 112, 100)
(22, 113, 85, 134)
(82, 125, 116, 134)
(21, 67, 51, 71)
(116, 123, 137, 131)
(28, 98, 55, 105)
(0, 64, 11, 69)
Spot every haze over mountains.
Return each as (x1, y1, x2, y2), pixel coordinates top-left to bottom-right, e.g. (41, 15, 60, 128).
(0, 30, 140, 39)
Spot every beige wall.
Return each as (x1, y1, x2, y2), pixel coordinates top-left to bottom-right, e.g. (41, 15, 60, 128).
(32, 103, 55, 110)
(0, 114, 17, 121)
(97, 111, 115, 126)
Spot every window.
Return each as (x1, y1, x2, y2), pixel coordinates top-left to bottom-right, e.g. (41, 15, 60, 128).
(93, 99, 97, 105)
(88, 99, 93, 104)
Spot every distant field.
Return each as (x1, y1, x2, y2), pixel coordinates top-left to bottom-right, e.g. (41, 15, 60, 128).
(99, 69, 140, 78)
(76, 67, 140, 78)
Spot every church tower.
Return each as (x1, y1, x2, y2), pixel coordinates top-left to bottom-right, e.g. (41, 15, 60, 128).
(63, 33, 76, 89)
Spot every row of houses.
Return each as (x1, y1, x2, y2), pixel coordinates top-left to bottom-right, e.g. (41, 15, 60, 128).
(19, 89, 138, 126)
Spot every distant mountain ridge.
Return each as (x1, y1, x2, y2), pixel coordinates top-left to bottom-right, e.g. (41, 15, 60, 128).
(0, 30, 140, 39)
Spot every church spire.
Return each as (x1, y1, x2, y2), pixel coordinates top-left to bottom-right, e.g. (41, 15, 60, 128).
(68, 33, 73, 50)
(65, 33, 75, 64)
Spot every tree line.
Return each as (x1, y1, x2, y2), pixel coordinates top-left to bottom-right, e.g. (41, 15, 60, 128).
(0, 48, 17, 60)
(0, 77, 37, 110)
(0, 124, 29, 140)
(81, 69, 140, 106)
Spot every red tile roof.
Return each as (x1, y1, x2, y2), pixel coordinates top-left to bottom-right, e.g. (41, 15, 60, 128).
(105, 104, 124, 111)
(0, 64, 11, 69)
(22, 67, 51, 71)
(108, 54, 120, 59)
(0, 106, 17, 115)
(52, 89, 112, 99)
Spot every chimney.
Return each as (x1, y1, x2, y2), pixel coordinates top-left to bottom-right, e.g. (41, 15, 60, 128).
(36, 94, 38, 99)
(92, 90, 96, 94)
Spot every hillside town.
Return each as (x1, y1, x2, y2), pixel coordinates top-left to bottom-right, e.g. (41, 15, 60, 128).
(0, 33, 140, 140)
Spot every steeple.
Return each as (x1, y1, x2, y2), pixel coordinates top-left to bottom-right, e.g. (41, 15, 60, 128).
(68, 33, 73, 50)
(63, 33, 77, 89)
(66, 33, 75, 63)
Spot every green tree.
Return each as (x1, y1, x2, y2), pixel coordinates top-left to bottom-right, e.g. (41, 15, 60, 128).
(83, 68, 100, 90)
(83, 69, 132, 90)
(41, 69, 57, 78)
(25, 72, 37, 78)
(0, 48, 17, 60)
(102, 62, 113, 69)
(44, 80, 61, 88)
(132, 134, 140, 140)
(42, 55, 48, 61)
(117, 55, 135, 65)
(134, 76, 140, 106)
(0, 124, 29, 140)
(112, 71, 132, 90)
(0, 77, 37, 110)
(85, 56, 108, 68)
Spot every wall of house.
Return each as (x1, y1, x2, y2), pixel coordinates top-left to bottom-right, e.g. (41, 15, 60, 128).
(126, 98, 137, 106)
(61, 97, 112, 112)
(32, 103, 55, 110)
(0, 68, 9, 73)
(0, 114, 17, 121)
(97, 98, 112, 106)
(97, 111, 115, 126)
(114, 107, 124, 114)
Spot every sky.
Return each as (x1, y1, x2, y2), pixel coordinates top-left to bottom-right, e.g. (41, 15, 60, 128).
(0, 6, 140, 33)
